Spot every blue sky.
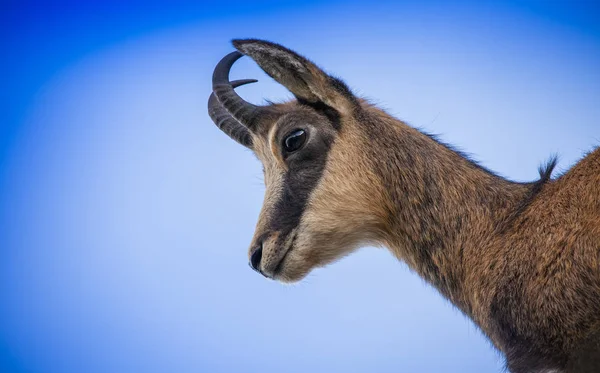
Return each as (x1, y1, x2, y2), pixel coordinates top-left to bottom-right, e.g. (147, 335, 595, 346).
(1, 1, 599, 372)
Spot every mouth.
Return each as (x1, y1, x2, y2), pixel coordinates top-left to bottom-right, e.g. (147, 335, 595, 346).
(273, 232, 297, 278)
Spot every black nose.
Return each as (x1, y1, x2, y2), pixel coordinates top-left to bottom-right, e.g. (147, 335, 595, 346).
(249, 245, 263, 273)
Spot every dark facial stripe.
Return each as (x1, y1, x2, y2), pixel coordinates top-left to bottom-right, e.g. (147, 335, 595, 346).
(268, 111, 338, 244)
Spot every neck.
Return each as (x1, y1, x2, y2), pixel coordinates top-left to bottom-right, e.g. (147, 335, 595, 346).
(361, 107, 530, 317)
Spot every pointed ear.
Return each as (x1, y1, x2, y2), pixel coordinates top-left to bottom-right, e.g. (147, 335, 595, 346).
(232, 39, 357, 115)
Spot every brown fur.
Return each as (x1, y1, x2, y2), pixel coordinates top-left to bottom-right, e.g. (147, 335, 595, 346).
(209, 39, 600, 372)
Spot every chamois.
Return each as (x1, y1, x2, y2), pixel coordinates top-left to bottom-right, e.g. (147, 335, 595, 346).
(207, 39, 600, 372)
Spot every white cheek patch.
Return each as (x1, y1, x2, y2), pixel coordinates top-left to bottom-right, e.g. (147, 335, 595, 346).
(251, 138, 287, 233)
(266, 121, 288, 171)
(263, 168, 284, 214)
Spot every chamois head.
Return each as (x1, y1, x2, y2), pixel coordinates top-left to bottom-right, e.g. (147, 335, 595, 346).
(209, 39, 386, 282)
(209, 40, 600, 370)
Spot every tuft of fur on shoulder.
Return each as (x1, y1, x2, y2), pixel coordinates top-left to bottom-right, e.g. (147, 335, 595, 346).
(496, 154, 558, 233)
(537, 154, 559, 183)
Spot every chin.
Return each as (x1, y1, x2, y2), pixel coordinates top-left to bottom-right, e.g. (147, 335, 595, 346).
(273, 251, 314, 283)
(273, 245, 350, 283)
(274, 263, 312, 284)
(274, 272, 308, 284)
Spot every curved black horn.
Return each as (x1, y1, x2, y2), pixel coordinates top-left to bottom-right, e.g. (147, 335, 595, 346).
(208, 79, 258, 148)
(212, 51, 267, 130)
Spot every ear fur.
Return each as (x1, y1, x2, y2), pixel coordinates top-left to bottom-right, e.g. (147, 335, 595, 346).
(232, 39, 356, 115)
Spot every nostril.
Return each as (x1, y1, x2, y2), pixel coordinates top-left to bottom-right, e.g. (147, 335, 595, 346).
(250, 245, 263, 272)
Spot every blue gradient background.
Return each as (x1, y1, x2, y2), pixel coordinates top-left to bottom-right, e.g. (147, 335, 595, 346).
(1, 1, 599, 372)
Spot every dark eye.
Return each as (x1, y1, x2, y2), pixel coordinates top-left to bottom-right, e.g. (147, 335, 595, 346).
(283, 129, 307, 153)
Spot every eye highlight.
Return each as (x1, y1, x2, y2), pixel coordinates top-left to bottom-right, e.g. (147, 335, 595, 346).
(283, 129, 307, 153)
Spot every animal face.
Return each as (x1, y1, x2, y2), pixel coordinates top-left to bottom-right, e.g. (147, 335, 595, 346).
(210, 40, 600, 372)
(208, 40, 384, 282)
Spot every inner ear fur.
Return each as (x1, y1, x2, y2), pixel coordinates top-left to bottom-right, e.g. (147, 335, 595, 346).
(232, 39, 357, 115)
